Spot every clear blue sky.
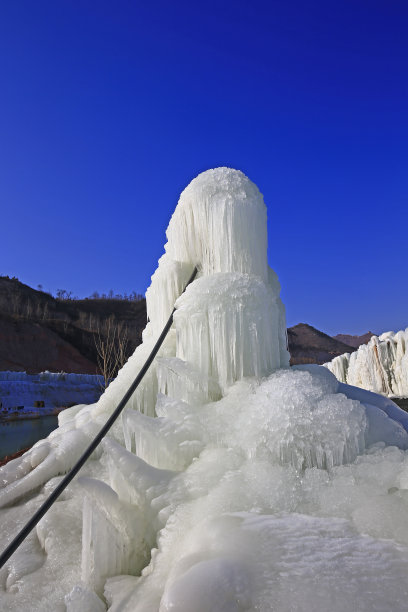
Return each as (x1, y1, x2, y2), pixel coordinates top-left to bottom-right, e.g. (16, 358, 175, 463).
(1, 1, 407, 336)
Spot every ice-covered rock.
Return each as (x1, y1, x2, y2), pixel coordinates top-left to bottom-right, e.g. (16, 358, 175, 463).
(1, 168, 408, 612)
(325, 328, 408, 397)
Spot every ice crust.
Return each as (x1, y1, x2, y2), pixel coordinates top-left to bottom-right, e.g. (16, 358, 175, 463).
(325, 328, 408, 397)
(1, 168, 408, 611)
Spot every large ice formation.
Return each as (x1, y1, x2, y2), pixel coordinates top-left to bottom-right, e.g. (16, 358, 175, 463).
(1, 168, 408, 611)
(325, 329, 408, 398)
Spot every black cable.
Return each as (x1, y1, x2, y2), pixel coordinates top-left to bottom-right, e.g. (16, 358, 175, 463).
(0, 266, 198, 569)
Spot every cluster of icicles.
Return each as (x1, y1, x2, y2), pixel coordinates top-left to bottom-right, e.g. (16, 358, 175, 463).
(1, 168, 408, 612)
(325, 329, 408, 398)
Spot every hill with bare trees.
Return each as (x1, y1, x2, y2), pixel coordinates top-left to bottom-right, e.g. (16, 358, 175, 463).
(0, 276, 146, 376)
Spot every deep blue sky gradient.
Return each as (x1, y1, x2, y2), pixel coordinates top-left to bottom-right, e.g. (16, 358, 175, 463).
(1, 1, 407, 335)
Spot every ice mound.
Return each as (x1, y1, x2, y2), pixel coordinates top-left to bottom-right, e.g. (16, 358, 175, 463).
(325, 328, 408, 397)
(1, 168, 408, 611)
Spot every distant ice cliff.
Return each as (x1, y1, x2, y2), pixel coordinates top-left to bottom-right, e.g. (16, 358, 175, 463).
(325, 329, 408, 398)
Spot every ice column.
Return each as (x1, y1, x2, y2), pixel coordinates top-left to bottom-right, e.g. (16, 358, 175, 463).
(144, 167, 290, 395)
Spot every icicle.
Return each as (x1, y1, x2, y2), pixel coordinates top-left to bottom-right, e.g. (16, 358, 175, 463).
(157, 357, 222, 405)
(122, 408, 204, 471)
(102, 438, 177, 508)
(78, 477, 146, 596)
(174, 273, 285, 389)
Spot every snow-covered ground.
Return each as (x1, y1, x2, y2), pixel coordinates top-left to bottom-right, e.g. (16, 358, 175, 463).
(1, 168, 408, 611)
(0, 371, 103, 415)
(324, 329, 408, 398)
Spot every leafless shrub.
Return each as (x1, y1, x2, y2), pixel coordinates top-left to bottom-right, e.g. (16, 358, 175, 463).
(94, 316, 129, 390)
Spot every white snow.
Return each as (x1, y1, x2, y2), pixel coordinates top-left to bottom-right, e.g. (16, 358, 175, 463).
(325, 328, 408, 397)
(1, 167, 408, 612)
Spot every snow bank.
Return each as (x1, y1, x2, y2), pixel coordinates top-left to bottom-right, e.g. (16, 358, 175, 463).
(1, 168, 408, 612)
(325, 328, 408, 397)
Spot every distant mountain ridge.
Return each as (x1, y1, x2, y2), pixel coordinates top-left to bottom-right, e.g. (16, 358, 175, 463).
(0, 276, 371, 372)
(287, 323, 359, 366)
(333, 332, 374, 348)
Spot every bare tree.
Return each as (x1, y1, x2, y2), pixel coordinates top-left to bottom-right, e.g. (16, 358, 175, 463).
(94, 316, 129, 389)
(56, 289, 73, 300)
(25, 300, 33, 318)
(115, 321, 129, 371)
(11, 293, 20, 315)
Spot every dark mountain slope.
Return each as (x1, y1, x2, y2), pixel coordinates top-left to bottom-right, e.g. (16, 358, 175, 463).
(287, 323, 356, 365)
(0, 276, 146, 373)
(0, 313, 97, 373)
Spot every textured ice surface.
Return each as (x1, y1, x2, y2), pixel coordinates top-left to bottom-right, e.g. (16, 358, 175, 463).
(1, 168, 408, 612)
(174, 273, 286, 388)
(165, 167, 268, 282)
(325, 328, 408, 397)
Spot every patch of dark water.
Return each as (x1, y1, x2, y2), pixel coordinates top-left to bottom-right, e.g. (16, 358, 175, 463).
(0, 415, 58, 460)
(393, 397, 408, 413)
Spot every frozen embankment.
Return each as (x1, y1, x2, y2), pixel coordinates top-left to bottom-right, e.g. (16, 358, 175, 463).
(1, 168, 408, 612)
(324, 329, 408, 398)
(0, 371, 103, 415)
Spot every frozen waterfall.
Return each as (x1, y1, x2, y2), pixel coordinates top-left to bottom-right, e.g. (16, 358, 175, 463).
(1, 168, 408, 612)
(325, 328, 408, 398)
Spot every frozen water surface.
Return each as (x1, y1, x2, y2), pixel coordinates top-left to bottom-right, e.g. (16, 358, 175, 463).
(1, 168, 408, 611)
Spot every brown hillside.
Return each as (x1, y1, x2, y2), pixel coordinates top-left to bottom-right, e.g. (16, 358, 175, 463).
(0, 313, 97, 373)
(287, 323, 356, 365)
(0, 276, 146, 374)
